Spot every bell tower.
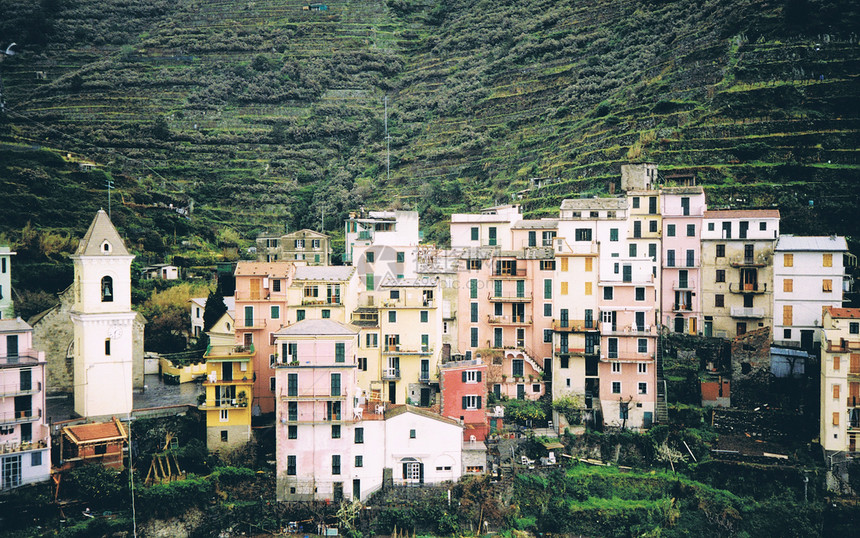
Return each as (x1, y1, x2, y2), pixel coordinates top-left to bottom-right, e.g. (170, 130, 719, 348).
(71, 210, 136, 418)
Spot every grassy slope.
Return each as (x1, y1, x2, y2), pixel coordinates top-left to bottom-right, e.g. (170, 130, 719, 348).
(0, 0, 858, 253)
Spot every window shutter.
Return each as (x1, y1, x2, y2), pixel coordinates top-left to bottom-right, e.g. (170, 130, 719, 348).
(403, 463, 408, 479)
(419, 463, 424, 484)
(462, 371, 467, 382)
(477, 396, 482, 409)
(833, 412, 840, 426)
(462, 396, 468, 409)
(477, 371, 482, 382)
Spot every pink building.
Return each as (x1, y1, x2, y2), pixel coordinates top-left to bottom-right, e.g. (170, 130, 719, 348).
(0, 318, 50, 490)
(661, 185, 706, 335)
(598, 264, 658, 429)
(439, 359, 489, 441)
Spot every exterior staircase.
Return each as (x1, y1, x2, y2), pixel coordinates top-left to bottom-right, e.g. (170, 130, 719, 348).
(655, 333, 669, 423)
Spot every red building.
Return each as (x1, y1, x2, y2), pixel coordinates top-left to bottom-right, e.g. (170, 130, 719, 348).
(57, 418, 127, 471)
(439, 359, 489, 441)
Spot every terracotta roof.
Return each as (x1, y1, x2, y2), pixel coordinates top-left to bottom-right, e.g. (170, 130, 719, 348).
(703, 209, 780, 219)
(74, 210, 131, 257)
(234, 261, 295, 277)
(827, 307, 860, 319)
(64, 418, 127, 444)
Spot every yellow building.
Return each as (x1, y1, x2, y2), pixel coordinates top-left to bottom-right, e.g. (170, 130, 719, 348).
(820, 307, 860, 454)
(200, 342, 255, 450)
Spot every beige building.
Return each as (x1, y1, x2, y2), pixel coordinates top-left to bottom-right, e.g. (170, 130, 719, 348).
(257, 229, 331, 265)
(820, 307, 860, 454)
(701, 210, 780, 339)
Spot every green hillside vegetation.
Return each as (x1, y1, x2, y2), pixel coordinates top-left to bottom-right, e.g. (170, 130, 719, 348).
(0, 0, 858, 280)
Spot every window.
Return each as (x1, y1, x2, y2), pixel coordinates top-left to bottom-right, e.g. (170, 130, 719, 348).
(331, 373, 342, 396)
(560, 257, 569, 272)
(544, 304, 552, 317)
(288, 402, 298, 421)
(528, 231, 536, 247)
(463, 395, 482, 409)
(540, 260, 555, 270)
(635, 287, 645, 301)
(611, 362, 621, 373)
(366, 251, 374, 263)
(421, 311, 429, 323)
(604, 287, 614, 300)
(834, 356, 841, 370)
(366, 333, 378, 348)
(783, 279, 793, 292)
(288, 425, 297, 439)
(388, 311, 396, 323)
(585, 282, 593, 295)
(759, 222, 767, 231)
(574, 228, 594, 242)
(833, 384, 841, 399)
(31, 451, 42, 467)
(296, 309, 305, 322)
(823, 279, 833, 292)
(708, 222, 715, 231)
(105, 339, 111, 356)
(221, 431, 228, 443)
(543, 329, 553, 343)
(850, 323, 859, 335)
(638, 338, 648, 353)
(824, 253, 833, 267)
(716, 270, 726, 283)
(470, 279, 478, 299)
(649, 220, 658, 233)
(533, 384, 541, 393)
(608, 338, 618, 359)
(833, 412, 840, 426)
(332, 425, 341, 439)
(614, 262, 619, 274)
(681, 197, 690, 215)
(686, 224, 695, 237)
(629, 243, 637, 257)
(649, 197, 657, 214)
(355, 455, 363, 467)
(101, 276, 113, 302)
(638, 363, 647, 374)
(220, 409, 228, 422)
(784, 329, 792, 339)
(612, 381, 621, 394)
(409, 429, 416, 439)
(471, 303, 478, 323)
(271, 305, 280, 318)
(396, 251, 405, 263)
(287, 373, 298, 396)
(332, 455, 341, 475)
(489, 227, 497, 246)
(271, 279, 281, 292)
(667, 224, 676, 237)
(358, 357, 367, 371)
(716, 244, 725, 258)
(632, 197, 640, 209)
(610, 228, 619, 241)
(783, 305, 793, 326)
(715, 294, 724, 308)
(650, 244, 658, 261)
(512, 359, 524, 377)
(560, 357, 569, 368)
(667, 250, 675, 267)
(784, 254, 793, 267)
(561, 282, 568, 295)
(638, 382, 647, 395)
(544, 279, 552, 299)
(469, 259, 482, 270)
(287, 455, 296, 475)
(335, 343, 345, 363)
(470, 327, 478, 348)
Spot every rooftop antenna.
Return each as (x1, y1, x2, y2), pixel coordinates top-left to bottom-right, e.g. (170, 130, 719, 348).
(106, 176, 114, 218)
(384, 95, 390, 183)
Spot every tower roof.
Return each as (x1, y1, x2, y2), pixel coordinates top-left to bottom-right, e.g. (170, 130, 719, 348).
(74, 210, 130, 256)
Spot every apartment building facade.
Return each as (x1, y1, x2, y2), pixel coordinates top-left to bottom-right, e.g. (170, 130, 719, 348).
(200, 341, 254, 450)
(257, 229, 331, 265)
(0, 245, 15, 320)
(661, 186, 706, 335)
(344, 210, 421, 289)
(820, 308, 860, 454)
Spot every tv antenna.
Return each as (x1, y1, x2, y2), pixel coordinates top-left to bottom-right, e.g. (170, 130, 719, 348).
(384, 95, 390, 182)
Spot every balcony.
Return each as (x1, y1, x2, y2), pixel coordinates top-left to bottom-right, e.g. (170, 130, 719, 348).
(0, 409, 41, 426)
(552, 319, 598, 332)
(0, 438, 49, 455)
(204, 344, 255, 361)
(491, 268, 527, 278)
(826, 339, 860, 353)
(847, 396, 860, 408)
(598, 324, 656, 336)
(664, 258, 700, 268)
(234, 291, 273, 301)
(488, 292, 532, 302)
(280, 391, 347, 401)
(301, 298, 342, 306)
(730, 307, 765, 318)
(672, 280, 694, 291)
(382, 368, 401, 380)
(729, 282, 768, 294)
(202, 376, 254, 386)
(0, 382, 41, 398)
(237, 318, 269, 329)
(729, 255, 768, 268)
(418, 372, 432, 383)
(381, 299, 435, 309)
(556, 346, 600, 357)
(672, 304, 693, 313)
(199, 398, 249, 410)
(488, 315, 533, 325)
(0, 351, 44, 367)
(382, 345, 433, 355)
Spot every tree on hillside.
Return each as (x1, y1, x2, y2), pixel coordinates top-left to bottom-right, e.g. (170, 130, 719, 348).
(202, 288, 227, 332)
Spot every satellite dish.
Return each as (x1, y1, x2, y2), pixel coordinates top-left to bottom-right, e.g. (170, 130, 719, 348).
(4, 43, 17, 56)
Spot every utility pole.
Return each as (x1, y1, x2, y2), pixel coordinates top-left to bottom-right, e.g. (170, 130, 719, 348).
(384, 95, 390, 182)
(320, 204, 325, 232)
(106, 176, 114, 218)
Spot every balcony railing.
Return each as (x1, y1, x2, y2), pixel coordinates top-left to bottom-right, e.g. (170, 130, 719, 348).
(488, 315, 533, 325)
(204, 344, 255, 360)
(382, 346, 432, 355)
(0, 438, 49, 455)
(826, 339, 860, 353)
(238, 318, 269, 329)
(301, 298, 342, 306)
(556, 346, 600, 357)
(281, 391, 347, 400)
(0, 382, 41, 398)
(598, 324, 655, 335)
(382, 368, 401, 380)
(552, 319, 598, 332)
(488, 292, 532, 302)
(0, 351, 44, 367)
(729, 255, 768, 268)
(381, 299, 435, 308)
(0, 409, 41, 426)
(199, 398, 249, 409)
(672, 304, 693, 312)
(418, 373, 432, 383)
(847, 396, 860, 408)
(729, 282, 768, 294)
(730, 307, 765, 318)
(491, 268, 527, 278)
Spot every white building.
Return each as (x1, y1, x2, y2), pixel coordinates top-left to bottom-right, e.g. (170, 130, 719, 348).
(190, 296, 236, 339)
(450, 205, 522, 250)
(344, 211, 421, 289)
(774, 235, 852, 350)
(71, 210, 136, 418)
(0, 246, 15, 319)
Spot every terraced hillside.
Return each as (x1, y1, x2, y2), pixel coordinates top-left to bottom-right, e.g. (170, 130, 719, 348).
(0, 0, 858, 253)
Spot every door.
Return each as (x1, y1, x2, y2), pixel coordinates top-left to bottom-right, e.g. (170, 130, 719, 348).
(643, 411, 653, 428)
(704, 321, 713, 337)
(222, 362, 232, 381)
(6, 335, 18, 358)
(352, 479, 361, 501)
(622, 265, 632, 283)
(516, 384, 525, 400)
(513, 303, 525, 323)
(388, 381, 397, 404)
(800, 330, 814, 352)
(250, 278, 262, 300)
(543, 358, 552, 377)
(420, 388, 431, 407)
(674, 316, 685, 334)
(333, 482, 343, 503)
(420, 359, 429, 381)
(19, 369, 31, 392)
(689, 317, 697, 335)
(560, 309, 569, 328)
(244, 305, 254, 327)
